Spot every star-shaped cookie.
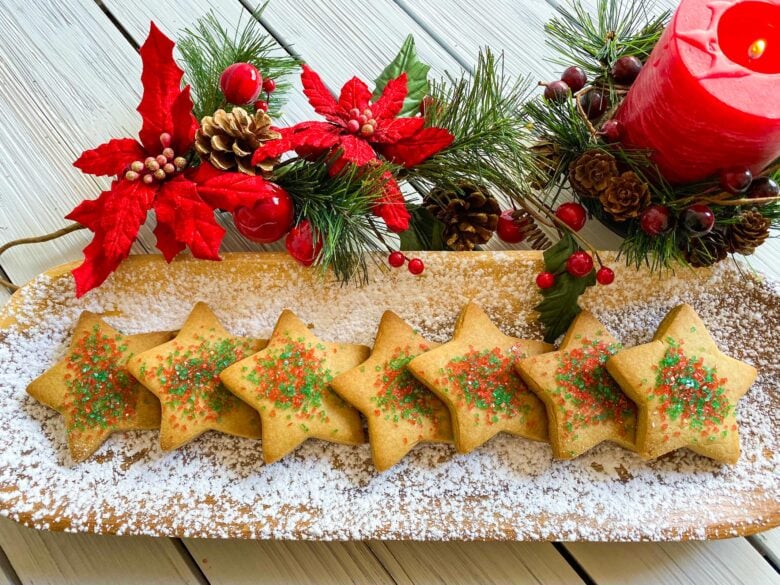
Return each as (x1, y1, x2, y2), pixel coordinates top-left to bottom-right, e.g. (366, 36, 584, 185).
(220, 310, 369, 463)
(27, 312, 171, 462)
(517, 311, 637, 459)
(331, 311, 453, 471)
(126, 302, 265, 450)
(606, 303, 757, 463)
(407, 303, 552, 453)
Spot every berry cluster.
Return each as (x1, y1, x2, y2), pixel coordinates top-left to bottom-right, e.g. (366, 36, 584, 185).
(124, 133, 187, 184)
(388, 252, 425, 275)
(346, 108, 378, 137)
(536, 250, 614, 290)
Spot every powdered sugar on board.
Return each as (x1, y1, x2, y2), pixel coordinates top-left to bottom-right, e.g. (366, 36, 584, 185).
(0, 252, 778, 540)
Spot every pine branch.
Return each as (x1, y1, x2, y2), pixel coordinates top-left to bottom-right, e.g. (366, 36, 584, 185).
(177, 8, 299, 121)
(545, 0, 670, 84)
(273, 158, 392, 284)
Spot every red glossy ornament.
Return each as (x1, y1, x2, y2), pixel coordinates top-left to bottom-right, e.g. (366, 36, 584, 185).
(407, 258, 425, 275)
(544, 80, 571, 102)
(611, 56, 643, 84)
(285, 220, 322, 267)
(640, 204, 673, 236)
(220, 63, 262, 105)
(388, 251, 405, 268)
(233, 184, 294, 244)
(561, 66, 587, 92)
(748, 177, 780, 203)
(262, 78, 276, 93)
(566, 251, 594, 277)
(583, 89, 610, 119)
(536, 271, 556, 289)
(601, 119, 624, 142)
(555, 202, 587, 231)
(497, 209, 529, 243)
(682, 204, 715, 236)
(596, 266, 615, 285)
(720, 166, 753, 194)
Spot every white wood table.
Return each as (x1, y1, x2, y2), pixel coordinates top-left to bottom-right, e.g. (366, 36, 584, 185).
(0, 1, 778, 583)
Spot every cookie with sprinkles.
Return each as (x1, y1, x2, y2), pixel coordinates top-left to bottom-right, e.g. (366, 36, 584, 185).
(126, 303, 265, 450)
(606, 304, 757, 464)
(220, 310, 370, 464)
(407, 303, 552, 453)
(27, 312, 171, 462)
(517, 311, 637, 459)
(330, 311, 453, 471)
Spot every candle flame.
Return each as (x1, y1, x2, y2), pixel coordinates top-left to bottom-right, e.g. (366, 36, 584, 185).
(748, 39, 767, 60)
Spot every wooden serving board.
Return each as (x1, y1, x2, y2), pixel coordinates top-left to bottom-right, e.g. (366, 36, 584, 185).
(0, 252, 778, 540)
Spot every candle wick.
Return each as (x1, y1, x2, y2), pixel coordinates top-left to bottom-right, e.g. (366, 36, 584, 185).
(748, 39, 767, 61)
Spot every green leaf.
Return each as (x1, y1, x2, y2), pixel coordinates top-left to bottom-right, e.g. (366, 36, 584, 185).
(400, 206, 445, 251)
(373, 35, 430, 117)
(535, 270, 596, 343)
(543, 233, 578, 273)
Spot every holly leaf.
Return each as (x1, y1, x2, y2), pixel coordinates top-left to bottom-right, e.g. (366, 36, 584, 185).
(373, 35, 430, 117)
(534, 234, 596, 343)
(66, 180, 156, 297)
(399, 205, 445, 251)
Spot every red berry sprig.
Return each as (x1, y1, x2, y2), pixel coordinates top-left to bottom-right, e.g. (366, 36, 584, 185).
(536, 271, 555, 289)
(596, 266, 615, 285)
(387, 252, 425, 275)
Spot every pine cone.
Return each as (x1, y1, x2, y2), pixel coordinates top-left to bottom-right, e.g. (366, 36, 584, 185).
(600, 171, 651, 221)
(194, 108, 281, 176)
(424, 182, 501, 251)
(568, 151, 618, 198)
(683, 230, 729, 268)
(726, 210, 771, 255)
(530, 142, 562, 190)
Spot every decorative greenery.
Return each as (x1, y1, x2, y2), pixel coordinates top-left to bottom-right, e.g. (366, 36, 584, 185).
(373, 35, 430, 117)
(178, 7, 299, 120)
(273, 158, 391, 284)
(535, 234, 596, 343)
(399, 206, 445, 251)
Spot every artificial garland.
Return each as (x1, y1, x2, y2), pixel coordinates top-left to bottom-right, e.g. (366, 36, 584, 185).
(1, 1, 778, 344)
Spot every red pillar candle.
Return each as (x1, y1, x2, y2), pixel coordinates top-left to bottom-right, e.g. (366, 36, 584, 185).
(615, 0, 780, 184)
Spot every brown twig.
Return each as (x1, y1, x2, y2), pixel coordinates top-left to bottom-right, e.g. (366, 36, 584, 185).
(0, 223, 85, 292)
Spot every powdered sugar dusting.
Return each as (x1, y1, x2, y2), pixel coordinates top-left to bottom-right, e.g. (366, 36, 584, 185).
(0, 252, 777, 540)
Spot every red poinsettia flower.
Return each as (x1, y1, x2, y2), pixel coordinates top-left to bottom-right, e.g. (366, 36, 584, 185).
(251, 65, 454, 232)
(67, 24, 276, 297)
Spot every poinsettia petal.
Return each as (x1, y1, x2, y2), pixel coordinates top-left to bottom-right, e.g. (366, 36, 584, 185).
(153, 220, 185, 262)
(371, 73, 408, 120)
(137, 23, 187, 152)
(372, 116, 424, 144)
(67, 179, 156, 297)
(338, 77, 372, 114)
(338, 135, 378, 167)
(373, 173, 410, 232)
(251, 122, 342, 165)
(377, 126, 454, 167)
(73, 138, 146, 177)
(301, 65, 343, 123)
(154, 178, 224, 261)
(170, 86, 198, 154)
(191, 162, 279, 211)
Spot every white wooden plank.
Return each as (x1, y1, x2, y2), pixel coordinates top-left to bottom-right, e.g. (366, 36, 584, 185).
(369, 541, 584, 585)
(566, 539, 780, 585)
(0, 0, 157, 286)
(751, 528, 780, 571)
(183, 540, 394, 585)
(0, 518, 204, 585)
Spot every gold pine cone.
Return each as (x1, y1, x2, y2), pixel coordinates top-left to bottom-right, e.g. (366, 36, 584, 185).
(600, 171, 651, 222)
(568, 151, 618, 198)
(194, 107, 281, 176)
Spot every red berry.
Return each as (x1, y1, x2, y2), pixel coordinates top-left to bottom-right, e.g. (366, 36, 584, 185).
(682, 204, 715, 236)
(408, 258, 425, 275)
(596, 266, 615, 285)
(720, 166, 752, 194)
(601, 119, 624, 142)
(388, 251, 405, 268)
(220, 63, 262, 105)
(254, 100, 269, 112)
(747, 177, 779, 203)
(497, 209, 529, 243)
(583, 89, 610, 119)
(566, 251, 594, 277)
(233, 184, 294, 244)
(561, 66, 587, 93)
(555, 202, 587, 231)
(536, 271, 556, 289)
(611, 56, 643, 84)
(285, 220, 322, 267)
(544, 80, 571, 102)
(640, 204, 673, 236)
(262, 78, 276, 93)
